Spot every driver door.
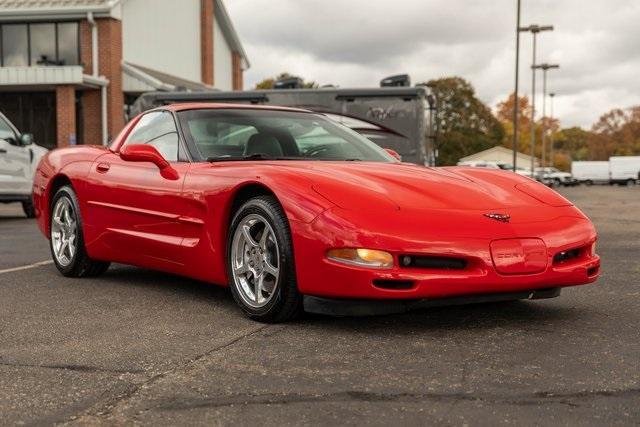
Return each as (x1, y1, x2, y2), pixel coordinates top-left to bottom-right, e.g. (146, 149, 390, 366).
(84, 111, 191, 271)
(0, 115, 30, 195)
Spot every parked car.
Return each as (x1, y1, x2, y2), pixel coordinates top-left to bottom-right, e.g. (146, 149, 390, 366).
(571, 161, 610, 185)
(33, 103, 600, 322)
(609, 156, 640, 186)
(0, 112, 48, 217)
(535, 167, 577, 187)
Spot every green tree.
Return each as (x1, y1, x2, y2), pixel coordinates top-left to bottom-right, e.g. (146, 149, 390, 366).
(255, 72, 318, 90)
(554, 127, 594, 161)
(427, 77, 504, 165)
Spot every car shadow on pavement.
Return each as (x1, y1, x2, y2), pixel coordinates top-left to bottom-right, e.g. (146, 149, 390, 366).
(301, 300, 583, 334)
(0, 215, 29, 220)
(98, 264, 235, 303)
(96, 265, 583, 333)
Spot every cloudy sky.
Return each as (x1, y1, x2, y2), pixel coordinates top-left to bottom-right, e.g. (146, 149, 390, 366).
(225, 0, 640, 129)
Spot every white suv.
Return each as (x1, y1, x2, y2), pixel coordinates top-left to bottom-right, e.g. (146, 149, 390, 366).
(0, 112, 48, 217)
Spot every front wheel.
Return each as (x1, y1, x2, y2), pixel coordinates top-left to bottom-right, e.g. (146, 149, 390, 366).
(50, 186, 110, 277)
(227, 196, 302, 322)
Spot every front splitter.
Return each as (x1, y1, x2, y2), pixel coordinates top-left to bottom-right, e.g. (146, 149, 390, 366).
(303, 288, 561, 317)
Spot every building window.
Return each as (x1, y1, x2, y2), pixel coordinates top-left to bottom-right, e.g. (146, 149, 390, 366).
(30, 23, 56, 65)
(1, 25, 28, 66)
(1, 22, 80, 67)
(57, 23, 79, 66)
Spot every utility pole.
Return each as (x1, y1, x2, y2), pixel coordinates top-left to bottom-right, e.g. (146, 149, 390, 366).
(512, 0, 522, 172)
(533, 63, 559, 167)
(549, 92, 556, 166)
(519, 25, 553, 177)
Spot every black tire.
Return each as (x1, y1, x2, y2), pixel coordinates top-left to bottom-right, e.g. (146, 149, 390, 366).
(226, 195, 302, 323)
(585, 180, 593, 186)
(22, 198, 36, 218)
(50, 186, 110, 277)
(627, 179, 636, 187)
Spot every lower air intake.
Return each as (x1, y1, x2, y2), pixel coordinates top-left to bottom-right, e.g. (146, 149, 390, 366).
(399, 255, 467, 270)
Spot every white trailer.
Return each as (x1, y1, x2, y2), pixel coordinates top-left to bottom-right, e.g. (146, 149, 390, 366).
(571, 161, 610, 185)
(609, 156, 640, 186)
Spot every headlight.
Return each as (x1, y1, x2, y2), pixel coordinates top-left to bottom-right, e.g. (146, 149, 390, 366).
(327, 248, 394, 269)
(590, 242, 597, 257)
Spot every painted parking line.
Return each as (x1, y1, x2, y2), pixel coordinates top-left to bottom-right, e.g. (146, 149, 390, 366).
(0, 260, 53, 275)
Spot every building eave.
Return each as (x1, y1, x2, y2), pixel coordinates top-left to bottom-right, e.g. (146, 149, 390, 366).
(0, 0, 121, 21)
(214, 0, 250, 69)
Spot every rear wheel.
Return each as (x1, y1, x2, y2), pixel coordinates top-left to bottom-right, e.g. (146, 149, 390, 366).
(50, 186, 110, 277)
(227, 196, 302, 322)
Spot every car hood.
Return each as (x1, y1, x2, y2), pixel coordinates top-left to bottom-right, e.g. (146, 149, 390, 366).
(272, 162, 572, 212)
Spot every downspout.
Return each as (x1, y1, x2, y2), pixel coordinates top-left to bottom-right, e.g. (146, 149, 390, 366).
(88, 12, 108, 145)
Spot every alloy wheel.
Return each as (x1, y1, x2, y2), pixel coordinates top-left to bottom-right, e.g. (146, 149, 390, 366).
(51, 197, 77, 267)
(231, 214, 280, 308)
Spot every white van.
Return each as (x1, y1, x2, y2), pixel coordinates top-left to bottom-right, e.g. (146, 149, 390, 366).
(0, 112, 48, 217)
(609, 156, 640, 186)
(571, 161, 610, 185)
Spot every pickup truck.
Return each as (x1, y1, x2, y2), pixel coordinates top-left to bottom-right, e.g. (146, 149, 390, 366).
(0, 112, 48, 217)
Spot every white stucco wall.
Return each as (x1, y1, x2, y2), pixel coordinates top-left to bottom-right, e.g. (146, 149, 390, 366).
(213, 14, 233, 90)
(122, 0, 201, 83)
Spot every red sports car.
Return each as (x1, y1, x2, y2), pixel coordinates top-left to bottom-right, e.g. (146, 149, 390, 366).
(33, 103, 600, 322)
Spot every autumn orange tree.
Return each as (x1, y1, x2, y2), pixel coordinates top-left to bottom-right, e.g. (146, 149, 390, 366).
(495, 93, 558, 159)
(590, 106, 640, 156)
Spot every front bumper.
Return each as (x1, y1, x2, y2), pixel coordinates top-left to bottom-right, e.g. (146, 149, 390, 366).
(291, 207, 600, 300)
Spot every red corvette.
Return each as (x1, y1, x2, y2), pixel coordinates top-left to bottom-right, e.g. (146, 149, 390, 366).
(33, 103, 600, 322)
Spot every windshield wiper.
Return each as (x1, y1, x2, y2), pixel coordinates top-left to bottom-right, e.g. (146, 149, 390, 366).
(207, 153, 304, 162)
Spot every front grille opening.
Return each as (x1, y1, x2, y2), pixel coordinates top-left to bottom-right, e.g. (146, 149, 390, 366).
(553, 248, 582, 265)
(372, 279, 416, 290)
(399, 255, 467, 270)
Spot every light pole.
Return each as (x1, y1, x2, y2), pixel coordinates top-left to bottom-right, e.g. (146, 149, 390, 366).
(533, 63, 559, 167)
(519, 24, 553, 176)
(512, 0, 522, 172)
(549, 92, 556, 166)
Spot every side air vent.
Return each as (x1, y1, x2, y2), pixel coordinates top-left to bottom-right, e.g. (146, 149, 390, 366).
(399, 255, 467, 270)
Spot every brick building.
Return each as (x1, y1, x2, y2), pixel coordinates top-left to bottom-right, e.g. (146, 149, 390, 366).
(0, 0, 249, 148)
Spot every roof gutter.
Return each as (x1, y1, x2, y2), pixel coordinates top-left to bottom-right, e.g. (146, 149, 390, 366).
(87, 10, 109, 145)
(0, 0, 122, 20)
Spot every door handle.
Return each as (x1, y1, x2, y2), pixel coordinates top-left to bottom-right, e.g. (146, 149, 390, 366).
(0, 148, 7, 154)
(96, 162, 111, 173)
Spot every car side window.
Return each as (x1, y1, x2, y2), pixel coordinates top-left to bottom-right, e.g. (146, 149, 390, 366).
(122, 111, 179, 162)
(0, 116, 18, 143)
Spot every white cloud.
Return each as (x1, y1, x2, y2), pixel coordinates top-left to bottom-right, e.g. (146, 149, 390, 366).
(226, 0, 640, 128)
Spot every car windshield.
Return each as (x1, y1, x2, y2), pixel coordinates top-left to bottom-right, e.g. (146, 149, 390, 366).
(177, 109, 396, 163)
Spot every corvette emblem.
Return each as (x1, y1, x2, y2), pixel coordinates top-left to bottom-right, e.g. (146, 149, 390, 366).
(484, 213, 511, 223)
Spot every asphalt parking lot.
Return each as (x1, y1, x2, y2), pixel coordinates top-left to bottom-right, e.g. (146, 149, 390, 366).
(1, 186, 639, 426)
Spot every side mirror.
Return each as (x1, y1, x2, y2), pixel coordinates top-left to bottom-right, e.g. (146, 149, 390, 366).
(20, 133, 33, 146)
(120, 144, 179, 180)
(384, 148, 402, 162)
